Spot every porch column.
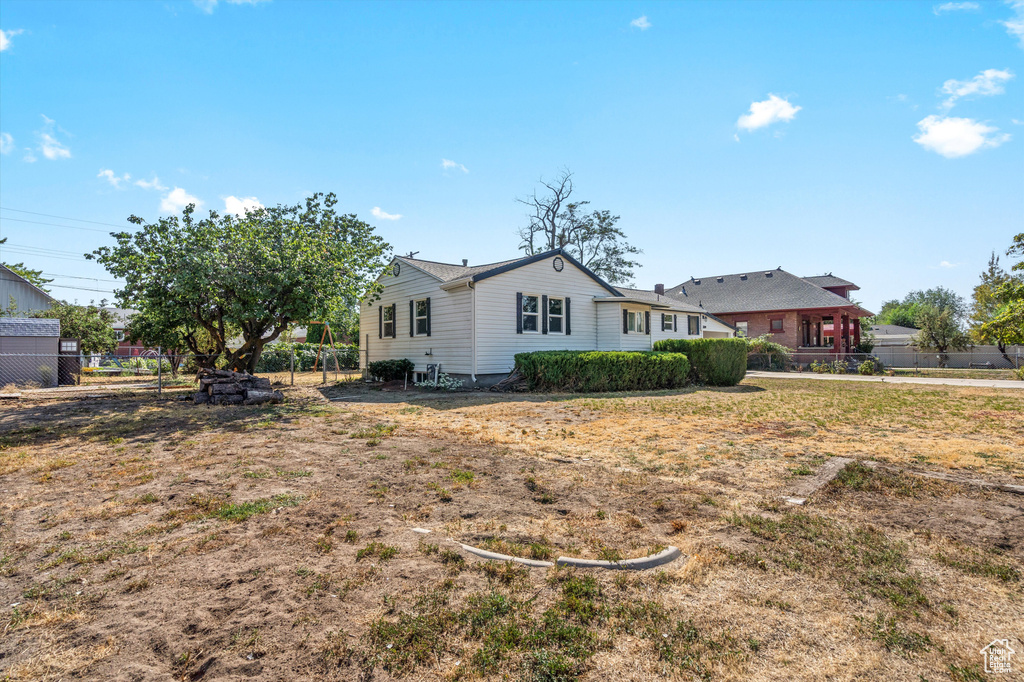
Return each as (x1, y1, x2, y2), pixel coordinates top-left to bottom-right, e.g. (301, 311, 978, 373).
(842, 314, 850, 355)
(833, 312, 843, 355)
(853, 318, 861, 351)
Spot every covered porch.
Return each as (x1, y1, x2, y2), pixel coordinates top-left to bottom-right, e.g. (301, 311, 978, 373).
(797, 305, 870, 355)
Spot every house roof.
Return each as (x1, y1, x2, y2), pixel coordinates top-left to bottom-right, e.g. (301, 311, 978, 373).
(0, 317, 61, 337)
(0, 264, 57, 303)
(397, 256, 524, 283)
(801, 274, 859, 290)
(613, 287, 705, 313)
(397, 248, 623, 297)
(667, 268, 872, 316)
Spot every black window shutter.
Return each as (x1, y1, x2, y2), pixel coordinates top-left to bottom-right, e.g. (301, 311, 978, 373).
(409, 300, 414, 337)
(378, 305, 383, 339)
(516, 292, 523, 334)
(391, 304, 397, 338)
(645, 311, 651, 335)
(673, 315, 677, 332)
(565, 298, 571, 335)
(541, 295, 548, 334)
(661, 313, 666, 331)
(425, 297, 431, 336)
(622, 309, 628, 334)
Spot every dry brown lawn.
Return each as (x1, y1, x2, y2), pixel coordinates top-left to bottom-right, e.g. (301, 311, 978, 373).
(1, 376, 1021, 681)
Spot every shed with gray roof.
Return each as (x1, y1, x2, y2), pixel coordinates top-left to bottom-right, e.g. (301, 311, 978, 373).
(0, 317, 61, 387)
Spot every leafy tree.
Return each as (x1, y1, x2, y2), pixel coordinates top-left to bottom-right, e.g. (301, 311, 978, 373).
(306, 296, 360, 346)
(0, 237, 53, 291)
(517, 170, 642, 284)
(979, 233, 1024, 356)
(969, 252, 1022, 363)
(29, 302, 117, 354)
(913, 305, 969, 367)
(90, 193, 390, 374)
(876, 287, 966, 329)
(124, 306, 231, 376)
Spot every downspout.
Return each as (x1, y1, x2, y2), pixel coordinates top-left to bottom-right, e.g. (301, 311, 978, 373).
(469, 281, 477, 383)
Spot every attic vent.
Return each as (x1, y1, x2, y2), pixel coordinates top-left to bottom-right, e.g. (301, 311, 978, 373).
(716, 277, 723, 283)
(693, 279, 701, 285)
(740, 274, 747, 281)
(765, 272, 773, 278)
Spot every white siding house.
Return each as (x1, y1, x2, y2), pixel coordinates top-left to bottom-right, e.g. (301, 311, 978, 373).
(359, 249, 735, 386)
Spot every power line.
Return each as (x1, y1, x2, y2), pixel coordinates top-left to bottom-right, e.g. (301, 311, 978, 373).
(0, 276, 116, 294)
(42, 272, 122, 283)
(1, 242, 89, 257)
(0, 206, 131, 230)
(0, 216, 114, 234)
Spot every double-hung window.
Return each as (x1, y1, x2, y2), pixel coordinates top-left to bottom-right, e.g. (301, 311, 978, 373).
(382, 305, 395, 337)
(627, 311, 643, 333)
(522, 295, 540, 332)
(735, 321, 748, 338)
(548, 297, 564, 333)
(415, 299, 429, 335)
(688, 315, 700, 335)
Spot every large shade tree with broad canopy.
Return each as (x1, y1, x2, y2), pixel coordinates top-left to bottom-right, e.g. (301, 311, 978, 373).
(89, 193, 390, 373)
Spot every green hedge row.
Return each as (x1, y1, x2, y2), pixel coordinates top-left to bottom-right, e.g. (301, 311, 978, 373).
(255, 343, 359, 372)
(652, 338, 747, 386)
(514, 351, 690, 392)
(368, 358, 415, 382)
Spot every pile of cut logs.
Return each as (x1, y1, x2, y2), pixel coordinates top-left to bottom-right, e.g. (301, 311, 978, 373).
(193, 368, 284, 405)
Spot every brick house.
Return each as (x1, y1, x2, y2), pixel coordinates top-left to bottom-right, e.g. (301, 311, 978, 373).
(665, 269, 872, 354)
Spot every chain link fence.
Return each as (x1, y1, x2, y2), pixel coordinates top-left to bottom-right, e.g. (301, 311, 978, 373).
(1, 347, 364, 394)
(747, 348, 1023, 377)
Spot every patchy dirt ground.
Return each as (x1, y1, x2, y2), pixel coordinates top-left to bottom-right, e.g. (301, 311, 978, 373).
(1, 377, 1022, 681)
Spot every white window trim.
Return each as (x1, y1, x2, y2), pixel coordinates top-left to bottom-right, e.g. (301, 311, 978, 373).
(414, 299, 429, 336)
(627, 310, 643, 334)
(383, 305, 395, 338)
(522, 294, 541, 333)
(548, 296, 565, 335)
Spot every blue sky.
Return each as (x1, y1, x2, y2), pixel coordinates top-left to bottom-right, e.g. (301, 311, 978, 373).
(1, 0, 1022, 313)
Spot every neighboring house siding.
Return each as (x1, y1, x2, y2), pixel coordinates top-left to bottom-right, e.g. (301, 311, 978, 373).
(359, 264, 473, 375)
(0, 265, 54, 314)
(473, 256, 609, 375)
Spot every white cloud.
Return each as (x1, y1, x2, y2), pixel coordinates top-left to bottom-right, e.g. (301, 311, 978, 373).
(161, 187, 203, 213)
(0, 133, 13, 154)
(441, 158, 468, 173)
(1001, 0, 1024, 48)
(913, 115, 1011, 158)
(35, 115, 71, 160)
(941, 68, 1014, 109)
(22, 148, 36, 163)
(135, 176, 168, 191)
(933, 2, 979, 14)
(630, 15, 651, 30)
(371, 206, 402, 221)
(224, 195, 263, 215)
(98, 169, 131, 188)
(736, 94, 801, 132)
(938, 260, 959, 268)
(0, 29, 24, 52)
(194, 0, 269, 13)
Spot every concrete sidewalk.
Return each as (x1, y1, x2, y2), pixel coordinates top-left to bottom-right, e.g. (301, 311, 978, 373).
(746, 370, 1024, 390)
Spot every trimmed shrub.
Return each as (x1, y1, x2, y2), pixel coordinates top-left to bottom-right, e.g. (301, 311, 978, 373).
(744, 334, 791, 370)
(369, 358, 415, 382)
(653, 338, 747, 386)
(514, 351, 690, 392)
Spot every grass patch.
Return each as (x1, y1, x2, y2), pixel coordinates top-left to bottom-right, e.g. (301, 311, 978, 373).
(356, 542, 399, 562)
(212, 494, 303, 522)
(728, 510, 929, 610)
(934, 551, 1020, 583)
(827, 462, 957, 498)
